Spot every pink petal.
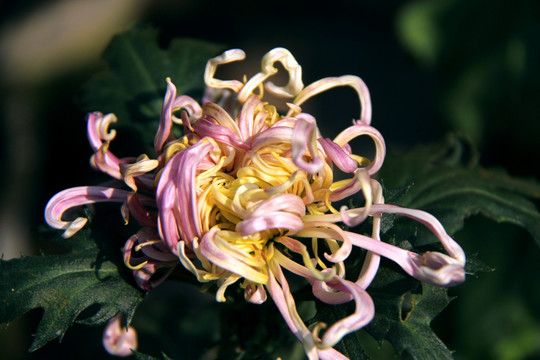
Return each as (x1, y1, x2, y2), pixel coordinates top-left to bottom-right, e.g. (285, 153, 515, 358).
(192, 118, 249, 150)
(154, 79, 177, 155)
(87, 112, 124, 179)
(103, 314, 137, 357)
(251, 126, 294, 152)
(156, 140, 214, 251)
(244, 283, 267, 304)
(345, 230, 465, 287)
(44, 186, 131, 238)
(266, 262, 319, 360)
(332, 122, 386, 175)
(237, 94, 260, 140)
(291, 76, 372, 125)
(249, 194, 305, 218)
(236, 211, 304, 236)
(317, 276, 375, 349)
(318, 138, 358, 173)
(155, 79, 203, 155)
(291, 113, 323, 173)
(329, 168, 371, 203)
(369, 204, 465, 265)
(203, 102, 242, 137)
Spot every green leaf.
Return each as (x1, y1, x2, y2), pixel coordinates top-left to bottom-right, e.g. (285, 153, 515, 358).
(352, 133, 540, 359)
(79, 27, 225, 153)
(133, 350, 174, 360)
(366, 280, 454, 360)
(380, 134, 540, 245)
(0, 228, 144, 351)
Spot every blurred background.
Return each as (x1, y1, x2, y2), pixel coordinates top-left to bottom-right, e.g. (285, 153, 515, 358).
(1, 0, 539, 359)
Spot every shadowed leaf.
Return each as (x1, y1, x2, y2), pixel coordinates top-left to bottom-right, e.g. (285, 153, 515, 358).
(0, 228, 144, 351)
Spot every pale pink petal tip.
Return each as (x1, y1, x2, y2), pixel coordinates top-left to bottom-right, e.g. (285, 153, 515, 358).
(103, 314, 138, 357)
(411, 252, 466, 287)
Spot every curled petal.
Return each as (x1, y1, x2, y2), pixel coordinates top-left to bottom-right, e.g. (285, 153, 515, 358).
(124, 230, 152, 270)
(155, 79, 203, 155)
(138, 240, 176, 263)
(329, 168, 371, 204)
(202, 87, 239, 113)
(103, 314, 138, 357)
(204, 49, 246, 92)
(266, 261, 348, 360)
(87, 112, 117, 151)
(296, 222, 352, 263)
(176, 240, 216, 283)
(266, 262, 319, 360)
(157, 140, 213, 250)
(355, 179, 383, 289)
(319, 138, 358, 173)
(216, 273, 241, 302)
(124, 192, 157, 228)
(230, 183, 266, 218)
(368, 204, 466, 265)
(264, 171, 314, 204)
(245, 283, 267, 304)
(332, 122, 386, 175)
(345, 230, 465, 287)
(273, 241, 335, 282)
(154, 78, 177, 155)
(87, 112, 124, 179)
(238, 47, 303, 103)
(45, 186, 131, 238)
(192, 118, 249, 151)
(411, 252, 466, 287)
(316, 277, 375, 349)
(251, 126, 294, 152)
(202, 102, 243, 138)
(261, 47, 303, 98)
(236, 193, 307, 236)
(250, 193, 305, 218)
(291, 113, 323, 173)
(237, 95, 262, 141)
(132, 262, 174, 291)
(236, 211, 304, 235)
(199, 228, 269, 284)
(312, 280, 353, 304)
(291, 75, 372, 125)
(120, 154, 159, 191)
(91, 145, 134, 181)
(172, 95, 203, 122)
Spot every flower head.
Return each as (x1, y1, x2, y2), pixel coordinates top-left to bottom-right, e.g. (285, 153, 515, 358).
(45, 47, 466, 359)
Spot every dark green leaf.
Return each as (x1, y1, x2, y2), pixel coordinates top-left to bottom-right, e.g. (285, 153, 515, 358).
(133, 350, 174, 360)
(0, 228, 144, 352)
(380, 134, 540, 245)
(79, 27, 225, 153)
(356, 133, 540, 359)
(366, 281, 454, 360)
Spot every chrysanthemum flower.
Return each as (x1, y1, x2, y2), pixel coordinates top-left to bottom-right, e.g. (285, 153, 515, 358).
(45, 48, 465, 359)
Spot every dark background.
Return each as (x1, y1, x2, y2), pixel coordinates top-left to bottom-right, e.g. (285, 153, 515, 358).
(1, 0, 539, 359)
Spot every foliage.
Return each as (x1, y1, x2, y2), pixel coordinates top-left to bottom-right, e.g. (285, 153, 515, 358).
(79, 26, 225, 154)
(0, 228, 144, 352)
(1, 27, 540, 359)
